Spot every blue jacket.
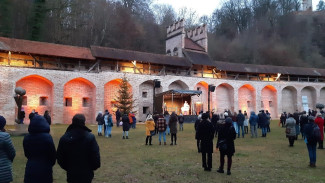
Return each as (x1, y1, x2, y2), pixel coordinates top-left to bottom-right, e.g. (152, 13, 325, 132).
(23, 115, 56, 183)
(249, 112, 258, 126)
(0, 132, 16, 183)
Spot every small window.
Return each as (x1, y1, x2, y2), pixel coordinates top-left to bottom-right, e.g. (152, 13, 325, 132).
(82, 97, 90, 107)
(166, 50, 171, 56)
(261, 101, 264, 108)
(247, 101, 251, 107)
(269, 101, 273, 107)
(39, 96, 48, 106)
(22, 96, 27, 106)
(173, 47, 178, 56)
(143, 107, 149, 114)
(142, 91, 148, 98)
(65, 98, 72, 107)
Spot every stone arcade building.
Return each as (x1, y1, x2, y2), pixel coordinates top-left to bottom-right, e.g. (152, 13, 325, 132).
(1, 19, 325, 124)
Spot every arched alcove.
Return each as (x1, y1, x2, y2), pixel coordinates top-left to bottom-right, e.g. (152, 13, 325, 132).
(238, 84, 256, 114)
(281, 86, 297, 113)
(215, 83, 234, 114)
(261, 85, 277, 118)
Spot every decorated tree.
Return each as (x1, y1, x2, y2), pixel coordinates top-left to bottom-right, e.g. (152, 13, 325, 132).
(115, 76, 135, 115)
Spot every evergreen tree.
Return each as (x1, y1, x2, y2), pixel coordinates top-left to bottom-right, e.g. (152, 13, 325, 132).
(115, 76, 135, 115)
(29, 0, 47, 41)
(317, 0, 325, 10)
(0, 0, 13, 37)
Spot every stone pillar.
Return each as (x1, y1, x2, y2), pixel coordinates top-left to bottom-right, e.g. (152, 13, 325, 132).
(52, 83, 64, 124)
(95, 82, 104, 115)
(277, 87, 282, 118)
(0, 76, 16, 125)
(296, 88, 302, 112)
(233, 88, 239, 113)
(256, 87, 261, 113)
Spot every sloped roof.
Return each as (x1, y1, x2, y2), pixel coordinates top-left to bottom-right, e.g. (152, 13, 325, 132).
(156, 89, 202, 97)
(184, 38, 205, 52)
(183, 49, 215, 66)
(0, 37, 95, 60)
(91, 46, 191, 67)
(214, 61, 325, 76)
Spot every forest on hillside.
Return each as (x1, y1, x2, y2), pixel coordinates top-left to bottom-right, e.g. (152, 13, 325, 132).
(0, 0, 324, 68)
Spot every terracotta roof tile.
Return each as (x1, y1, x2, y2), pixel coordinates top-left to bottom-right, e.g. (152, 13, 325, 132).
(184, 38, 205, 52)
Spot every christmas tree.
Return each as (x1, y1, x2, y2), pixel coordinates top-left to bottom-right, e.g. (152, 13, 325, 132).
(115, 76, 135, 115)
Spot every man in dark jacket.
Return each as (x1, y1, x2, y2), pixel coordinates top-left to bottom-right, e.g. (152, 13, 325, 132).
(197, 113, 215, 171)
(258, 110, 268, 137)
(236, 110, 245, 138)
(116, 109, 121, 127)
(57, 114, 100, 183)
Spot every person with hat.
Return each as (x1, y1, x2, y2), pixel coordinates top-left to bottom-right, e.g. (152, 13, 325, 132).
(23, 115, 56, 183)
(57, 114, 100, 183)
(197, 113, 215, 171)
(0, 115, 16, 183)
(145, 115, 155, 145)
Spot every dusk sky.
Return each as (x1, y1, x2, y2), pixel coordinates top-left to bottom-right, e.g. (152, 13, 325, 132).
(154, 0, 321, 17)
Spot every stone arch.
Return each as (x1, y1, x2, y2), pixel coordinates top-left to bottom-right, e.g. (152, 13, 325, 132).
(238, 84, 256, 114)
(192, 81, 208, 114)
(281, 86, 297, 113)
(168, 80, 189, 90)
(104, 78, 133, 118)
(63, 77, 96, 124)
(261, 85, 277, 118)
(301, 86, 316, 111)
(215, 83, 234, 114)
(320, 87, 325, 105)
(16, 75, 54, 124)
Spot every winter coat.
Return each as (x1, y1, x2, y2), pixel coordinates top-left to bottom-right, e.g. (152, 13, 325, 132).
(169, 114, 178, 134)
(116, 110, 121, 121)
(122, 115, 130, 131)
(96, 113, 104, 125)
(44, 113, 51, 125)
(128, 113, 134, 124)
(197, 119, 215, 153)
(249, 112, 258, 126)
(157, 117, 167, 132)
(165, 115, 170, 125)
(285, 117, 296, 137)
(178, 115, 184, 124)
(258, 112, 268, 128)
(236, 113, 245, 126)
(300, 115, 308, 133)
(57, 124, 100, 183)
(145, 120, 155, 136)
(19, 111, 25, 120)
(315, 117, 324, 141)
(217, 122, 236, 155)
(0, 132, 16, 183)
(23, 116, 56, 183)
(304, 122, 318, 145)
(107, 115, 113, 127)
(211, 114, 219, 133)
(194, 119, 201, 139)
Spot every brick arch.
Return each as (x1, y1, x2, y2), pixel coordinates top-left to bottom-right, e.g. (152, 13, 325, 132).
(215, 83, 234, 113)
(281, 86, 297, 113)
(301, 86, 316, 111)
(16, 75, 54, 124)
(192, 81, 208, 114)
(261, 85, 277, 118)
(104, 78, 133, 117)
(63, 77, 96, 124)
(168, 80, 189, 90)
(238, 84, 256, 114)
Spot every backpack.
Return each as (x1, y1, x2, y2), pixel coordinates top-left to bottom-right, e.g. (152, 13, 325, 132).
(310, 124, 321, 142)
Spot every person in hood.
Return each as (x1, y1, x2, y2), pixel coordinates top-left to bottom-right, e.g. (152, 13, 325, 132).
(249, 111, 258, 138)
(57, 114, 100, 183)
(23, 115, 56, 183)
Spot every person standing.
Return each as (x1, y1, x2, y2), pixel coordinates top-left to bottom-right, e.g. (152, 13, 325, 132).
(128, 112, 134, 129)
(0, 115, 16, 183)
(157, 114, 167, 145)
(211, 113, 219, 137)
(231, 112, 238, 135)
(153, 113, 159, 134)
(164, 111, 170, 135)
(96, 111, 104, 136)
(217, 117, 236, 175)
(249, 111, 258, 138)
(197, 113, 215, 171)
(178, 113, 184, 131)
(285, 114, 297, 147)
(105, 113, 113, 138)
(131, 112, 137, 129)
(244, 111, 249, 134)
(23, 115, 56, 183)
(145, 115, 155, 145)
(19, 107, 25, 124)
(122, 114, 130, 139)
(29, 109, 36, 121)
(258, 110, 268, 137)
(266, 110, 271, 132)
(116, 109, 121, 127)
(236, 110, 245, 138)
(304, 116, 319, 167)
(169, 112, 178, 145)
(314, 113, 324, 149)
(195, 114, 202, 153)
(57, 114, 100, 183)
(300, 112, 308, 138)
(43, 110, 51, 125)
(280, 113, 286, 127)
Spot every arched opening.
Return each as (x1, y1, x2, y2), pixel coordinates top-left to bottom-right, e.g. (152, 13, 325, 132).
(63, 78, 96, 124)
(168, 80, 189, 90)
(301, 86, 316, 111)
(238, 84, 256, 114)
(281, 86, 297, 113)
(16, 75, 54, 124)
(215, 83, 234, 114)
(165, 80, 190, 114)
(261, 85, 277, 118)
(104, 79, 133, 119)
(192, 81, 208, 114)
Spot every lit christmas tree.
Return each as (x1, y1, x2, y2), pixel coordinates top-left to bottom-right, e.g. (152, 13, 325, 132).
(115, 76, 135, 115)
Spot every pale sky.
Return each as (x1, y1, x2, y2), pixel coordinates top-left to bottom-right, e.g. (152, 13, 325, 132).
(154, 0, 321, 18)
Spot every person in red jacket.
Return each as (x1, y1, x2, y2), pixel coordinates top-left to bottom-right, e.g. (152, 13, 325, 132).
(314, 113, 324, 149)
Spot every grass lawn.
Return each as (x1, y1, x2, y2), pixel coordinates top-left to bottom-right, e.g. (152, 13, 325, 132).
(8, 120, 325, 183)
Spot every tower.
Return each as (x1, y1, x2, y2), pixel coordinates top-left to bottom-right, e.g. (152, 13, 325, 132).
(301, 0, 312, 11)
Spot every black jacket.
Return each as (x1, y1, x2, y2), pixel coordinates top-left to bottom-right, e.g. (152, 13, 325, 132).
(44, 113, 51, 125)
(57, 124, 100, 183)
(23, 116, 56, 183)
(217, 122, 236, 155)
(236, 113, 245, 126)
(197, 119, 215, 153)
(258, 112, 268, 127)
(122, 115, 130, 131)
(96, 113, 104, 125)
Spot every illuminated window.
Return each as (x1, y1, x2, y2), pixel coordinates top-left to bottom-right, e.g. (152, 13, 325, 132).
(22, 96, 27, 106)
(39, 97, 48, 106)
(142, 91, 148, 98)
(65, 98, 72, 107)
(83, 97, 90, 107)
